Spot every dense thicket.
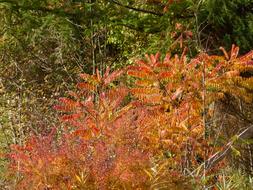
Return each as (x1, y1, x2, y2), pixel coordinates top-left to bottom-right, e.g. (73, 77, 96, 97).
(0, 0, 253, 188)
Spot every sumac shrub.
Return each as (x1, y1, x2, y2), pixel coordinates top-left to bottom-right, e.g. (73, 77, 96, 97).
(7, 45, 253, 189)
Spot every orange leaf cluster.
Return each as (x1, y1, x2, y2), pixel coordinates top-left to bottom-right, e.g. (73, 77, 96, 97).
(7, 45, 253, 189)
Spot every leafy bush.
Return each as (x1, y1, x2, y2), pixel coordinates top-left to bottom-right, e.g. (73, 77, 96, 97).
(6, 45, 253, 189)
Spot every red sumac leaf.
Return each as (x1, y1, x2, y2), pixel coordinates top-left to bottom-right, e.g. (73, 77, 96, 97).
(159, 71, 173, 79)
(60, 113, 82, 121)
(104, 70, 123, 85)
(79, 73, 91, 81)
(77, 82, 96, 91)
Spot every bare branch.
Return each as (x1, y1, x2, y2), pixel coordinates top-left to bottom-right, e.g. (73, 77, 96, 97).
(205, 125, 253, 170)
(108, 0, 164, 16)
(191, 125, 253, 176)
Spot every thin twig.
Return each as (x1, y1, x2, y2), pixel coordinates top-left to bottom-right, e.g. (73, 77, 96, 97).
(109, 0, 163, 16)
(191, 125, 253, 176)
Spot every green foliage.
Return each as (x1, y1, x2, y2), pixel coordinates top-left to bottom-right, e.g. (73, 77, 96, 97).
(215, 168, 253, 190)
(201, 0, 253, 53)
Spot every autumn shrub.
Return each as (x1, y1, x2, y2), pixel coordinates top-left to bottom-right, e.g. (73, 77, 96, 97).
(6, 45, 253, 189)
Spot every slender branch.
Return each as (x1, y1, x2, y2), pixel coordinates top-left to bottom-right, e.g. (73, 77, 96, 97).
(112, 23, 162, 34)
(191, 125, 253, 175)
(108, 0, 164, 16)
(205, 125, 253, 170)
